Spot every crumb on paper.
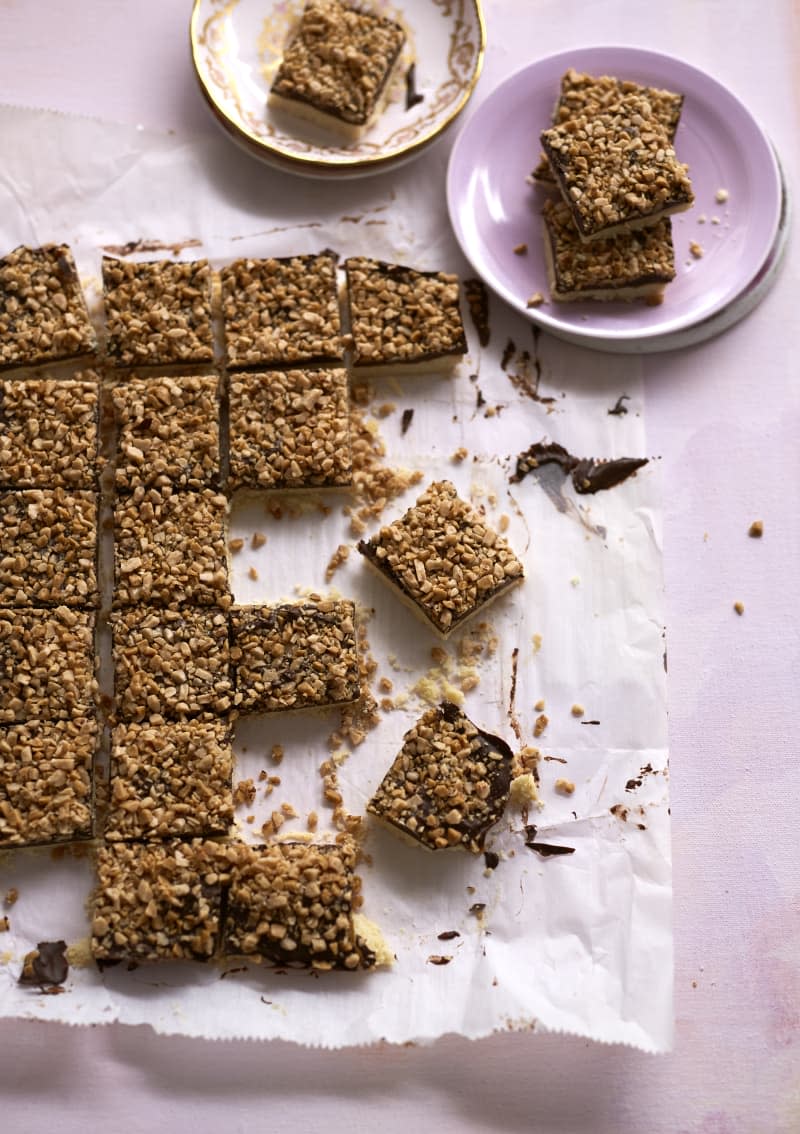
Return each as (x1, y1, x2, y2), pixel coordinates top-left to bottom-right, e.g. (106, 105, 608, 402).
(251, 531, 267, 549)
(509, 773, 539, 808)
(498, 513, 509, 534)
(451, 446, 468, 463)
(571, 703, 585, 718)
(689, 241, 704, 259)
(270, 744, 284, 765)
(570, 575, 580, 587)
(228, 538, 244, 553)
(715, 188, 729, 203)
(697, 214, 707, 224)
(247, 566, 259, 581)
(533, 713, 548, 738)
(0, 916, 9, 932)
(526, 292, 545, 308)
(4, 888, 18, 907)
(307, 810, 318, 831)
(513, 243, 528, 255)
(534, 699, 545, 712)
(377, 402, 396, 418)
(748, 520, 764, 538)
(378, 676, 392, 693)
(711, 216, 721, 225)
(734, 601, 745, 616)
(555, 778, 575, 795)
(234, 778, 256, 806)
(324, 542, 350, 582)
(532, 633, 542, 655)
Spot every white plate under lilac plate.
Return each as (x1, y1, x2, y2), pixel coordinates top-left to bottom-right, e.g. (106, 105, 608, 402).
(446, 46, 786, 354)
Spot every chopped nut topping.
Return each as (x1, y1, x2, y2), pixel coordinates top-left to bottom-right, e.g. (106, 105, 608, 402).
(0, 606, 96, 722)
(733, 601, 745, 616)
(0, 374, 100, 489)
(229, 369, 351, 491)
(0, 488, 99, 607)
(221, 253, 342, 369)
(358, 480, 524, 637)
(231, 599, 361, 713)
(748, 520, 763, 538)
(102, 257, 213, 367)
(0, 245, 97, 370)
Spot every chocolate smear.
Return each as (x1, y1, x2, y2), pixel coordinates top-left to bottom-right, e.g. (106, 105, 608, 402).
(437, 930, 461, 941)
(18, 940, 69, 987)
(428, 955, 452, 965)
(500, 338, 515, 371)
(523, 824, 575, 857)
(463, 279, 490, 347)
(469, 902, 486, 916)
(400, 408, 414, 436)
(484, 851, 500, 870)
(573, 457, 649, 494)
(405, 63, 425, 110)
(102, 237, 202, 257)
(511, 440, 647, 497)
(608, 395, 630, 416)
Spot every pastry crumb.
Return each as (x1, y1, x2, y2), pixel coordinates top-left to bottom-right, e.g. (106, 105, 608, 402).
(715, 188, 729, 203)
(234, 779, 256, 806)
(228, 538, 244, 553)
(451, 446, 468, 463)
(534, 699, 545, 712)
(689, 241, 704, 259)
(251, 531, 267, 549)
(533, 713, 548, 738)
(570, 703, 584, 718)
(4, 889, 18, 907)
(532, 633, 542, 654)
(509, 772, 539, 807)
(247, 566, 259, 581)
(748, 520, 763, 538)
(733, 601, 745, 616)
(555, 778, 575, 795)
(526, 292, 545, 308)
(513, 243, 528, 255)
(0, 916, 9, 932)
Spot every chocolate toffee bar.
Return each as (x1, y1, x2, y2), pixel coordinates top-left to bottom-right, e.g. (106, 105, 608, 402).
(540, 93, 694, 241)
(345, 257, 467, 376)
(0, 244, 97, 372)
(230, 599, 360, 713)
(368, 701, 514, 853)
(220, 253, 343, 370)
(0, 374, 100, 489)
(113, 487, 230, 607)
(223, 839, 383, 970)
(0, 607, 96, 723)
(113, 374, 221, 491)
(357, 480, 524, 638)
(532, 69, 684, 185)
(0, 488, 98, 608)
(102, 257, 214, 368)
(111, 606, 234, 722)
(90, 839, 229, 963)
(543, 198, 675, 302)
(228, 368, 351, 492)
(105, 717, 234, 841)
(0, 717, 96, 849)
(269, 0, 406, 140)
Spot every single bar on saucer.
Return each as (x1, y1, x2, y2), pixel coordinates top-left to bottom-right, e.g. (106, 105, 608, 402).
(113, 374, 221, 491)
(268, 0, 406, 141)
(540, 92, 694, 241)
(113, 487, 230, 608)
(542, 197, 675, 302)
(0, 717, 96, 849)
(90, 839, 229, 964)
(111, 606, 234, 722)
(0, 488, 98, 608)
(357, 480, 524, 638)
(230, 599, 360, 713)
(228, 368, 351, 491)
(220, 252, 343, 370)
(105, 717, 234, 841)
(102, 257, 214, 367)
(531, 68, 684, 185)
(0, 244, 97, 372)
(345, 257, 467, 376)
(0, 606, 96, 723)
(0, 374, 100, 489)
(367, 701, 514, 853)
(223, 839, 382, 970)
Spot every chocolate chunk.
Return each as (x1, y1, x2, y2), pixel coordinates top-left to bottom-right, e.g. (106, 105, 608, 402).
(18, 940, 69, 987)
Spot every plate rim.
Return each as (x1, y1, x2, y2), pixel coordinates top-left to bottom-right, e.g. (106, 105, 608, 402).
(189, 0, 487, 176)
(446, 44, 783, 347)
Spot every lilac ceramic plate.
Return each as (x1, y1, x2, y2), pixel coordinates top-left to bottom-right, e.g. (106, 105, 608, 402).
(446, 47, 784, 352)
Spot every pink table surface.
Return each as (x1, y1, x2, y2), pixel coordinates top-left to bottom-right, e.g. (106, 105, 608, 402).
(2, 2, 798, 1131)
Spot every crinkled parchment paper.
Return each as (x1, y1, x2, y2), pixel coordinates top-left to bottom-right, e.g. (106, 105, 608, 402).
(0, 107, 671, 1051)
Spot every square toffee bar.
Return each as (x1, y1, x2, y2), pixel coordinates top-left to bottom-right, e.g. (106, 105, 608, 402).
(90, 839, 230, 964)
(113, 487, 230, 608)
(113, 374, 221, 491)
(228, 368, 351, 492)
(345, 257, 467, 376)
(223, 839, 378, 970)
(220, 252, 343, 370)
(0, 244, 97, 372)
(357, 480, 524, 638)
(0, 606, 96, 723)
(105, 717, 234, 841)
(540, 92, 694, 242)
(0, 488, 98, 608)
(0, 373, 100, 489)
(102, 257, 214, 367)
(269, 0, 405, 140)
(0, 717, 96, 849)
(111, 606, 234, 722)
(230, 599, 360, 713)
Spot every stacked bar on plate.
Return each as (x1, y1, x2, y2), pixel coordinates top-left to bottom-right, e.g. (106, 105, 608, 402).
(532, 69, 693, 303)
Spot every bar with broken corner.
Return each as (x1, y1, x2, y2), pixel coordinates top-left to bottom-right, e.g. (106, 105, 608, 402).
(228, 368, 352, 492)
(230, 598, 360, 713)
(220, 252, 343, 370)
(111, 605, 235, 722)
(0, 487, 99, 608)
(540, 92, 694, 242)
(268, 0, 406, 140)
(542, 198, 675, 302)
(105, 717, 234, 841)
(101, 256, 214, 367)
(0, 717, 96, 849)
(367, 701, 514, 853)
(112, 374, 221, 492)
(345, 257, 468, 376)
(0, 374, 100, 489)
(0, 244, 97, 372)
(113, 486, 230, 607)
(0, 606, 96, 723)
(223, 839, 384, 970)
(357, 480, 524, 638)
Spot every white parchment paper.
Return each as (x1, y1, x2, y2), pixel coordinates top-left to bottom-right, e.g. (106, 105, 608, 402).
(0, 107, 670, 1051)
